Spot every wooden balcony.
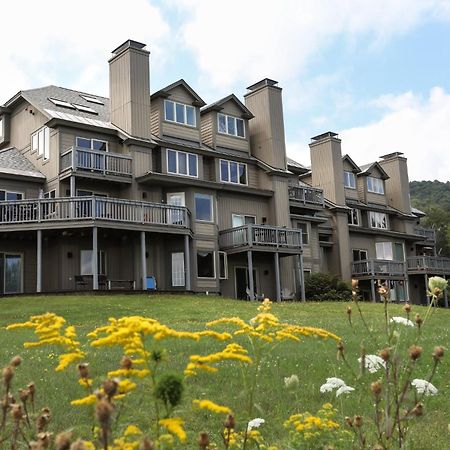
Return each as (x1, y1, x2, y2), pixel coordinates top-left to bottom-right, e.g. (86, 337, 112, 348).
(407, 256, 450, 274)
(60, 147, 132, 179)
(413, 227, 436, 242)
(288, 185, 324, 206)
(0, 197, 190, 233)
(352, 259, 406, 278)
(219, 224, 303, 254)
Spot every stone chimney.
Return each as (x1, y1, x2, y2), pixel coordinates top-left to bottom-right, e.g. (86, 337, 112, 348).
(379, 152, 412, 214)
(309, 132, 346, 206)
(244, 79, 287, 170)
(109, 40, 151, 139)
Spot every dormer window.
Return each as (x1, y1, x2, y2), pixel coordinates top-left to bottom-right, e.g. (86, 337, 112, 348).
(344, 171, 356, 189)
(164, 100, 196, 127)
(367, 176, 384, 194)
(218, 113, 245, 138)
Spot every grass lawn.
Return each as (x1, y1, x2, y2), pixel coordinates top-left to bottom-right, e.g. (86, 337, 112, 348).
(0, 294, 449, 449)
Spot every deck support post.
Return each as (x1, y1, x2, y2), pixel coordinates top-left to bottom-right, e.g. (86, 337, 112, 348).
(370, 278, 376, 302)
(92, 226, 98, 290)
(141, 231, 147, 291)
(70, 176, 76, 218)
(298, 252, 306, 302)
(425, 273, 430, 305)
(184, 235, 191, 291)
(274, 252, 281, 302)
(247, 250, 254, 301)
(444, 284, 449, 308)
(36, 229, 42, 293)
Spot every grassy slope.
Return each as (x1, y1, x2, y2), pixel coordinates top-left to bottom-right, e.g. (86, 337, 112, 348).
(0, 294, 449, 448)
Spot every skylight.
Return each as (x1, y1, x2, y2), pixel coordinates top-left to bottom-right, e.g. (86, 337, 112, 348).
(80, 94, 104, 105)
(48, 98, 76, 109)
(72, 103, 98, 114)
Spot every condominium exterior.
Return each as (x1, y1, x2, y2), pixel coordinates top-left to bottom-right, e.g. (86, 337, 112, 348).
(0, 40, 447, 305)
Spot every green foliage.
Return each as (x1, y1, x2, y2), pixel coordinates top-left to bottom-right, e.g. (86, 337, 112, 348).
(154, 373, 184, 410)
(304, 273, 352, 301)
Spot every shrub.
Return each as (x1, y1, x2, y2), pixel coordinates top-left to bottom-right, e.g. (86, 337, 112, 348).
(304, 273, 352, 301)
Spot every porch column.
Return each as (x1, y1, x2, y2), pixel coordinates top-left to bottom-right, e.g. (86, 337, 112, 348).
(184, 235, 191, 291)
(36, 230, 42, 293)
(274, 252, 281, 302)
(247, 250, 254, 301)
(425, 273, 430, 305)
(370, 279, 376, 302)
(141, 231, 147, 290)
(298, 253, 306, 302)
(92, 226, 98, 290)
(70, 176, 76, 197)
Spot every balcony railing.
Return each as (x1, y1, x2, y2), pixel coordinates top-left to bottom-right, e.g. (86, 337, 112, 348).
(61, 147, 132, 178)
(288, 185, 324, 206)
(0, 197, 190, 229)
(352, 259, 406, 277)
(219, 225, 303, 251)
(407, 256, 450, 274)
(414, 227, 436, 242)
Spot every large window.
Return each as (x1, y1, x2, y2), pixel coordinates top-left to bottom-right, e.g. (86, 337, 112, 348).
(348, 208, 360, 226)
(0, 190, 23, 201)
(197, 251, 215, 278)
(352, 249, 368, 261)
(76, 137, 108, 151)
(167, 149, 198, 177)
(31, 126, 50, 160)
(171, 252, 185, 287)
(80, 250, 107, 275)
(344, 171, 356, 189)
(195, 194, 213, 222)
(217, 113, 245, 138)
(297, 223, 309, 245)
(232, 214, 256, 227)
(220, 160, 247, 185)
(367, 177, 384, 194)
(369, 211, 388, 229)
(375, 242, 393, 260)
(164, 100, 196, 127)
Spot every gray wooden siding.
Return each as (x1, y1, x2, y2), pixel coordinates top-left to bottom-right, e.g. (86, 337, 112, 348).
(162, 121, 200, 142)
(345, 187, 358, 199)
(200, 113, 214, 147)
(366, 192, 387, 205)
(150, 100, 161, 137)
(0, 179, 40, 199)
(216, 132, 249, 153)
(133, 147, 152, 177)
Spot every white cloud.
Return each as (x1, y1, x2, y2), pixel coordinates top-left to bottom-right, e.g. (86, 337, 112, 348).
(0, 0, 170, 103)
(177, 0, 450, 91)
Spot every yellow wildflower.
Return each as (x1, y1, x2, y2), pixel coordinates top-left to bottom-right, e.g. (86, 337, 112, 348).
(78, 378, 93, 388)
(124, 425, 143, 436)
(71, 394, 97, 406)
(193, 399, 232, 414)
(159, 417, 186, 443)
(107, 368, 150, 379)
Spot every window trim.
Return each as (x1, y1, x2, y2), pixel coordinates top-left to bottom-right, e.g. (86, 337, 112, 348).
(232, 214, 256, 227)
(171, 252, 185, 287)
(297, 222, 309, 245)
(348, 208, 360, 226)
(367, 176, 385, 194)
(76, 137, 109, 152)
(219, 159, 248, 185)
(164, 99, 196, 127)
(218, 251, 228, 280)
(197, 250, 216, 279)
(166, 149, 199, 178)
(369, 211, 388, 230)
(194, 193, 213, 222)
(80, 249, 107, 276)
(344, 171, 356, 189)
(375, 242, 393, 261)
(217, 113, 246, 138)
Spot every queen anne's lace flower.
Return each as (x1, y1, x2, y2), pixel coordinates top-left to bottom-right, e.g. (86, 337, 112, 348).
(358, 354, 386, 373)
(284, 374, 299, 389)
(320, 377, 354, 397)
(411, 379, 438, 396)
(247, 418, 265, 431)
(390, 316, 414, 327)
(336, 385, 355, 396)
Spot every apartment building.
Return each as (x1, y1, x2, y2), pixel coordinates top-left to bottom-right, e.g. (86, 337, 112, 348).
(0, 39, 447, 305)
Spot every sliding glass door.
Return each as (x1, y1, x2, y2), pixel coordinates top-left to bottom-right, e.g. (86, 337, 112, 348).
(0, 253, 23, 294)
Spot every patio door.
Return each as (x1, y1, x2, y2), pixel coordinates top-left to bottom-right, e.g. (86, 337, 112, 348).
(0, 253, 23, 294)
(167, 193, 185, 224)
(235, 267, 257, 300)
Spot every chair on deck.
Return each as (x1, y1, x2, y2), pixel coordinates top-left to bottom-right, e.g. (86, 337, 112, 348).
(146, 276, 157, 290)
(75, 275, 88, 290)
(281, 288, 295, 300)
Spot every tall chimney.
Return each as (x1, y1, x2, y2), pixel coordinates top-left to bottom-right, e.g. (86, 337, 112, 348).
(244, 79, 287, 170)
(109, 40, 151, 139)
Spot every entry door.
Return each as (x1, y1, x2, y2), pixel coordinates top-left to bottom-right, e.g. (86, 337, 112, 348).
(394, 243, 405, 261)
(0, 253, 23, 294)
(167, 193, 185, 224)
(235, 267, 257, 300)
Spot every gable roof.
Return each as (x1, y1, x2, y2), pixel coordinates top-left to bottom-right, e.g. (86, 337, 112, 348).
(151, 79, 206, 106)
(342, 154, 360, 172)
(358, 161, 389, 179)
(201, 94, 254, 119)
(0, 147, 45, 181)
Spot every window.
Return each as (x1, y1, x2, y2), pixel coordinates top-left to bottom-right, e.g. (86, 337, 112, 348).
(31, 127, 50, 160)
(217, 113, 245, 138)
(219, 251, 228, 279)
(348, 208, 360, 226)
(232, 214, 256, 227)
(171, 252, 185, 286)
(167, 149, 198, 177)
(72, 104, 98, 114)
(49, 98, 76, 109)
(80, 94, 104, 105)
(0, 190, 23, 201)
(367, 177, 384, 194)
(0, 117, 3, 138)
(352, 249, 368, 261)
(164, 100, 196, 127)
(195, 194, 213, 222)
(369, 211, 388, 229)
(220, 160, 247, 185)
(375, 242, 393, 260)
(197, 250, 215, 278)
(344, 171, 356, 189)
(80, 250, 107, 275)
(43, 190, 56, 199)
(297, 223, 309, 245)
(76, 137, 108, 151)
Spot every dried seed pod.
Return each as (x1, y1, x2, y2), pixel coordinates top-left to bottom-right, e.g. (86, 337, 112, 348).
(77, 363, 90, 379)
(224, 414, 235, 430)
(10, 356, 22, 367)
(55, 431, 72, 450)
(432, 346, 444, 361)
(409, 345, 422, 361)
(95, 399, 113, 427)
(140, 437, 155, 450)
(121, 356, 133, 370)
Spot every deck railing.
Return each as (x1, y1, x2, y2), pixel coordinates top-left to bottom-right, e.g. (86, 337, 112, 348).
(288, 185, 324, 206)
(352, 259, 406, 277)
(219, 225, 303, 250)
(0, 197, 190, 229)
(61, 147, 132, 177)
(407, 256, 450, 274)
(413, 227, 436, 242)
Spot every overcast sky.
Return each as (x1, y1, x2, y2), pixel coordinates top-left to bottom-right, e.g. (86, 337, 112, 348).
(2, 0, 450, 181)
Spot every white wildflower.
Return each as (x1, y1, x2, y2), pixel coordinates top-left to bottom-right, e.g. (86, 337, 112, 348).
(336, 385, 355, 397)
(320, 377, 354, 396)
(411, 379, 438, 396)
(358, 354, 386, 373)
(390, 316, 414, 327)
(284, 374, 299, 389)
(247, 418, 265, 431)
